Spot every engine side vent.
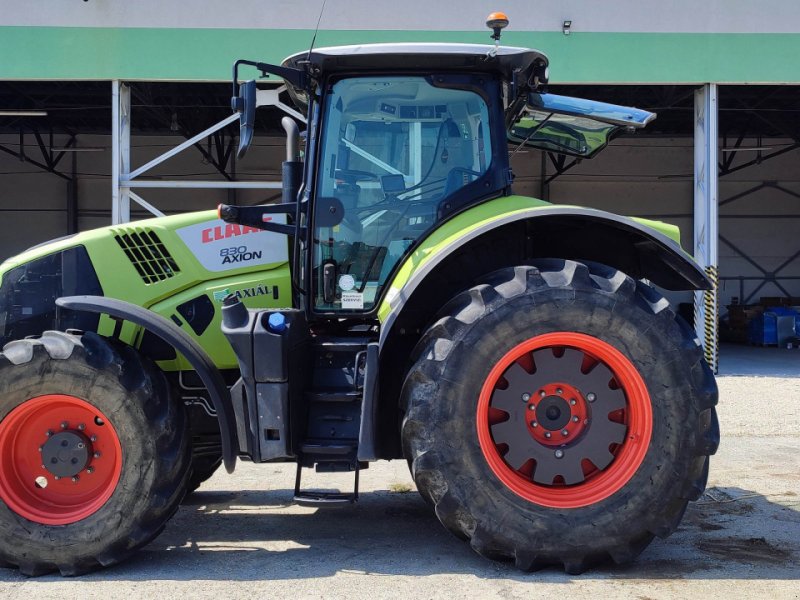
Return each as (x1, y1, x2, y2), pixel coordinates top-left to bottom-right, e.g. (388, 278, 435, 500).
(113, 229, 181, 284)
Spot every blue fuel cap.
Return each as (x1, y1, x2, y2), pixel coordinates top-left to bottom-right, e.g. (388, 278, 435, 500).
(267, 312, 287, 333)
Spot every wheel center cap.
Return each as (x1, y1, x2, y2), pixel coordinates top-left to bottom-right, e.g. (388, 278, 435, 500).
(536, 396, 571, 431)
(41, 431, 92, 478)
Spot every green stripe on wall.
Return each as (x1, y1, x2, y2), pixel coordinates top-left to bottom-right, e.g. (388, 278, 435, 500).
(2, 26, 800, 83)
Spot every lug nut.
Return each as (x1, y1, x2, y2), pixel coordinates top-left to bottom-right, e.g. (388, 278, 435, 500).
(572, 416, 580, 423)
(544, 431, 551, 439)
(521, 393, 531, 402)
(38, 446, 43, 452)
(93, 452, 101, 459)
(54, 476, 61, 481)
(555, 449, 564, 459)
(60, 421, 68, 430)
(77, 423, 86, 431)
(569, 398, 576, 406)
(528, 404, 536, 410)
(86, 467, 94, 474)
(530, 421, 538, 428)
(71, 476, 79, 483)
(556, 388, 563, 395)
(539, 390, 546, 397)
(90, 435, 98, 443)
(587, 393, 596, 402)
(45, 430, 53, 438)
(561, 429, 569, 437)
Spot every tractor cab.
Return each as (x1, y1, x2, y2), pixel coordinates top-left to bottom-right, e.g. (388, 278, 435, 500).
(226, 43, 655, 316)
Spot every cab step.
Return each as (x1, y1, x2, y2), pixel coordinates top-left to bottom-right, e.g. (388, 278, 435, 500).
(305, 390, 362, 403)
(293, 461, 360, 507)
(300, 443, 355, 456)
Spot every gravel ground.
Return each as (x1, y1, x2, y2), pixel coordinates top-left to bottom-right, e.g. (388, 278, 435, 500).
(1, 375, 798, 599)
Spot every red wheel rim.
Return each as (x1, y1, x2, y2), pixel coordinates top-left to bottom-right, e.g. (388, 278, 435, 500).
(0, 395, 122, 525)
(477, 332, 652, 508)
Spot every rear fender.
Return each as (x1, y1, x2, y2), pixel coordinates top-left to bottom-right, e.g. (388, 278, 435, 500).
(378, 200, 710, 350)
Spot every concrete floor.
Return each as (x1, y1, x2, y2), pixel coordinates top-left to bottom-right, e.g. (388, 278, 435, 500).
(1, 375, 798, 599)
(719, 343, 800, 377)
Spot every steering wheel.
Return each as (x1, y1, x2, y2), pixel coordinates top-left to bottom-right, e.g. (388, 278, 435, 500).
(335, 169, 378, 185)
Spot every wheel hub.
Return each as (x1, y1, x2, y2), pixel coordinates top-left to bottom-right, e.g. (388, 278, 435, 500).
(41, 431, 93, 478)
(525, 382, 589, 447)
(538, 397, 569, 429)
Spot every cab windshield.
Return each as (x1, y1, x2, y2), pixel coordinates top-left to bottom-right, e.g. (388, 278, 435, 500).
(312, 76, 492, 312)
(314, 76, 492, 311)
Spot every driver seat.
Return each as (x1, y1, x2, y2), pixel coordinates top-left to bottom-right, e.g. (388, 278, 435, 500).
(434, 121, 476, 198)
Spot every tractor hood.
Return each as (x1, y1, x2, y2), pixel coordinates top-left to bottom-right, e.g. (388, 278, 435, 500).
(0, 210, 289, 347)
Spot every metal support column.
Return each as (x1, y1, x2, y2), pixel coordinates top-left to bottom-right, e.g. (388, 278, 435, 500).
(111, 80, 131, 224)
(693, 84, 719, 372)
(108, 83, 298, 222)
(67, 151, 78, 234)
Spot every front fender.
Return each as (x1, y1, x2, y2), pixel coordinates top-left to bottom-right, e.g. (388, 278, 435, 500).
(56, 295, 238, 474)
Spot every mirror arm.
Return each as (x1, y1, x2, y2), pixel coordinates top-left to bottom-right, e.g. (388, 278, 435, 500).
(218, 203, 305, 237)
(232, 59, 308, 98)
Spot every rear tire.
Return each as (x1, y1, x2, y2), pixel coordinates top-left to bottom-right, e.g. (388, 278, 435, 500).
(0, 331, 190, 576)
(400, 261, 718, 573)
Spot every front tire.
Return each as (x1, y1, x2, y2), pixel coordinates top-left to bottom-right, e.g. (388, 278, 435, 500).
(401, 261, 719, 573)
(186, 445, 223, 495)
(0, 331, 190, 576)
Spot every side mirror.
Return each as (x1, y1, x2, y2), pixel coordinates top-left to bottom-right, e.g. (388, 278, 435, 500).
(232, 79, 257, 159)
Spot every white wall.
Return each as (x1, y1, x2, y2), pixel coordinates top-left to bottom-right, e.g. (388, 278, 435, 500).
(4, 0, 799, 33)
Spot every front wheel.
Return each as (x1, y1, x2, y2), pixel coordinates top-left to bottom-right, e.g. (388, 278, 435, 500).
(401, 261, 719, 573)
(0, 331, 190, 576)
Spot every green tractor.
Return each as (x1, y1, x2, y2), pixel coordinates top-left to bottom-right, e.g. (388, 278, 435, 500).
(0, 22, 718, 576)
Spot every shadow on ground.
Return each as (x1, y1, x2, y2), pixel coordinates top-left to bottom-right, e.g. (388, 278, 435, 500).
(2, 485, 797, 583)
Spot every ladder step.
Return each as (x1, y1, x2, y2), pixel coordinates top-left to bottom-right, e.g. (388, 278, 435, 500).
(305, 390, 362, 403)
(313, 338, 370, 353)
(300, 443, 356, 456)
(293, 491, 356, 507)
(293, 461, 360, 508)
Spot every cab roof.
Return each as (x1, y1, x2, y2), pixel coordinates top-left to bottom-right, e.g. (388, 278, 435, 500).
(282, 43, 548, 81)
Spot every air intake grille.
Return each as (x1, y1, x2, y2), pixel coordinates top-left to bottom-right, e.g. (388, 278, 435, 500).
(113, 229, 181, 284)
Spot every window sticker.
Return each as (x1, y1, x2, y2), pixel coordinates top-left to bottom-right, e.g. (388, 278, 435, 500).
(341, 291, 364, 310)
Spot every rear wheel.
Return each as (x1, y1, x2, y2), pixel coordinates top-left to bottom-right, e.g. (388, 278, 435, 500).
(0, 331, 190, 576)
(401, 261, 719, 573)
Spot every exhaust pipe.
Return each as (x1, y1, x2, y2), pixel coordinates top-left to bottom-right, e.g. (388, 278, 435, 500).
(281, 117, 302, 205)
(282, 116, 300, 162)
